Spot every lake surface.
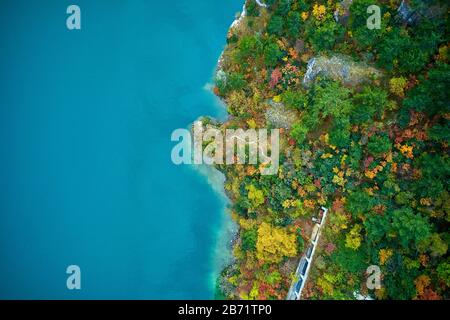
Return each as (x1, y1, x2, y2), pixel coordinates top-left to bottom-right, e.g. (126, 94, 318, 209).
(0, 0, 241, 299)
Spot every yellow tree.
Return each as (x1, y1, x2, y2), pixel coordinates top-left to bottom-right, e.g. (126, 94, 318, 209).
(345, 224, 362, 250)
(256, 222, 297, 263)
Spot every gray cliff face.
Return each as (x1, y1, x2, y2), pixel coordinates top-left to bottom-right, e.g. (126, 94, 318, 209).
(397, 0, 418, 25)
(303, 55, 382, 87)
(265, 100, 299, 129)
(396, 0, 448, 25)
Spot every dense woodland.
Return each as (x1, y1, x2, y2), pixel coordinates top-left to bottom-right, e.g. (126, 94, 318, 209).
(212, 0, 449, 300)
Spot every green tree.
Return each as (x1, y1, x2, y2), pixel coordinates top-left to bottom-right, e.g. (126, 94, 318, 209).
(263, 40, 283, 67)
(312, 81, 352, 119)
(281, 90, 306, 110)
(351, 86, 388, 124)
(331, 242, 367, 273)
(403, 63, 450, 117)
(391, 208, 431, 249)
(418, 233, 448, 257)
(349, 0, 382, 49)
(286, 11, 301, 38)
(275, 0, 291, 15)
(329, 117, 351, 148)
(383, 259, 418, 299)
(414, 153, 450, 198)
(234, 35, 262, 65)
(307, 20, 344, 52)
(367, 134, 391, 156)
(437, 259, 450, 287)
(246, 0, 260, 17)
(364, 213, 391, 245)
(216, 72, 246, 95)
(375, 27, 409, 72)
(242, 228, 258, 251)
(346, 189, 375, 217)
(290, 122, 309, 144)
(428, 123, 450, 144)
(397, 20, 442, 74)
(267, 15, 284, 36)
(395, 191, 414, 206)
(266, 271, 282, 285)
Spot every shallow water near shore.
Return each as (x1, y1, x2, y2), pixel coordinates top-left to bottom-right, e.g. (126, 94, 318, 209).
(0, 0, 241, 298)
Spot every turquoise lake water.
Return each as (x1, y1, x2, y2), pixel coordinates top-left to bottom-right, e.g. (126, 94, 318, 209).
(0, 0, 241, 299)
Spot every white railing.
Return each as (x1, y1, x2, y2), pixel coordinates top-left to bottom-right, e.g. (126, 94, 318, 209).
(287, 207, 328, 300)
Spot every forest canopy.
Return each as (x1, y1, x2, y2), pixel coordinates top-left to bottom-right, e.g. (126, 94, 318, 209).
(214, 0, 449, 300)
